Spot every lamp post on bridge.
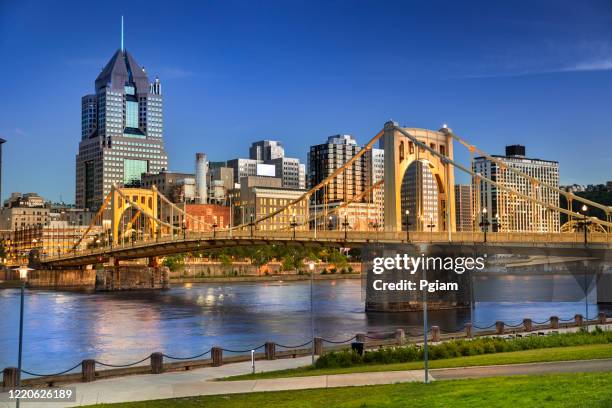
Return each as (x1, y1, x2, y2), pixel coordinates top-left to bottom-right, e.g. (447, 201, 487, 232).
(479, 207, 490, 243)
(249, 214, 255, 238)
(212, 216, 218, 239)
(404, 209, 411, 243)
(426, 215, 435, 243)
(492, 213, 501, 233)
(182, 218, 187, 240)
(342, 215, 350, 241)
(290, 213, 298, 240)
(577, 204, 591, 246)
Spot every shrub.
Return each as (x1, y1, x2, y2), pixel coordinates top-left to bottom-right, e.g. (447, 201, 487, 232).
(312, 329, 611, 370)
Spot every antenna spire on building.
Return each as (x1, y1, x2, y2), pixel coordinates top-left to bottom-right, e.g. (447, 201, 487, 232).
(121, 16, 124, 51)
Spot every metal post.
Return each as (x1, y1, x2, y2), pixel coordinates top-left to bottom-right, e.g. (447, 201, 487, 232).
(16, 281, 25, 407)
(585, 267, 589, 331)
(422, 265, 429, 384)
(251, 349, 255, 374)
(310, 262, 315, 364)
(314, 191, 317, 240)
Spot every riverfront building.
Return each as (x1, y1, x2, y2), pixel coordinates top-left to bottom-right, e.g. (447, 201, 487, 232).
(75, 43, 168, 210)
(473, 145, 560, 233)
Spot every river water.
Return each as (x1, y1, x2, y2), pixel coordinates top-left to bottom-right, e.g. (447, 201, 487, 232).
(0, 275, 606, 376)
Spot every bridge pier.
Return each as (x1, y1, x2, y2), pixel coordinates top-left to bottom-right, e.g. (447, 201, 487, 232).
(95, 265, 169, 291)
(597, 271, 612, 305)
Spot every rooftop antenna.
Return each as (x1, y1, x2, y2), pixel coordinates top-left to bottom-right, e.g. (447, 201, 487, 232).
(121, 15, 124, 51)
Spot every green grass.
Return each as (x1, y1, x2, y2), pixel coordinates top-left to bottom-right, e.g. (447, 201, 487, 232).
(88, 372, 612, 407)
(223, 343, 612, 381)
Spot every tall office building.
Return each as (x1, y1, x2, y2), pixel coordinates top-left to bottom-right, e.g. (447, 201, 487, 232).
(231, 140, 305, 189)
(268, 157, 306, 189)
(473, 145, 560, 233)
(454, 184, 473, 232)
(400, 161, 439, 232)
(75, 35, 168, 210)
(227, 158, 263, 184)
(365, 147, 385, 225)
(249, 140, 285, 161)
(308, 135, 366, 204)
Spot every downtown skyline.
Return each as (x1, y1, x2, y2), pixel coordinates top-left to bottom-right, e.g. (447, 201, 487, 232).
(1, 0, 612, 203)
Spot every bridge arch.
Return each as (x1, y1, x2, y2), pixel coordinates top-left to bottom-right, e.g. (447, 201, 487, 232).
(383, 121, 455, 232)
(111, 187, 159, 244)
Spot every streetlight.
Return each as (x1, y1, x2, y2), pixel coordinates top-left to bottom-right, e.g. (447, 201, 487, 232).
(328, 215, 333, 230)
(342, 215, 350, 241)
(182, 218, 187, 240)
(249, 214, 255, 238)
(308, 261, 315, 364)
(479, 207, 490, 243)
(13, 265, 33, 407)
(404, 209, 411, 242)
(578, 204, 591, 246)
(578, 204, 591, 328)
(493, 213, 501, 233)
(212, 216, 218, 239)
(422, 260, 429, 384)
(426, 215, 435, 243)
(290, 213, 298, 240)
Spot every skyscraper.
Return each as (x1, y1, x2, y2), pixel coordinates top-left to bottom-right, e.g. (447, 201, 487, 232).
(308, 135, 366, 204)
(249, 140, 285, 161)
(454, 184, 473, 232)
(473, 145, 560, 233)
(75, 24, 168, 210)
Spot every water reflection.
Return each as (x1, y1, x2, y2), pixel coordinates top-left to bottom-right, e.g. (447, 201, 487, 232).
(0, 276, 606, 375)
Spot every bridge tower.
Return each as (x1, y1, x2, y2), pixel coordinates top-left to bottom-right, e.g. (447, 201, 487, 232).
(111, 187, 159, 244)
(382, 121, 456, 233)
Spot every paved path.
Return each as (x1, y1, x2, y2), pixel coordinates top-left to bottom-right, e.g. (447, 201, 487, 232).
(1, 358, 610, 407)
(430, 358, 612, 380)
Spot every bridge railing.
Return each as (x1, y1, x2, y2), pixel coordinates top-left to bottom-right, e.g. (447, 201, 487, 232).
(41, 229, 612, 263)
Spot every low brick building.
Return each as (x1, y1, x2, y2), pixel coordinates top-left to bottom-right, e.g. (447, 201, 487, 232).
(184, 204, 231, 231)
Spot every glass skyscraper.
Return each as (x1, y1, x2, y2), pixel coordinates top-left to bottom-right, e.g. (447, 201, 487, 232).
(75, 46, 168, 210)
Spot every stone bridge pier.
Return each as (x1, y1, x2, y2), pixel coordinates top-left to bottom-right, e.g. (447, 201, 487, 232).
(25, 258, 169, 291)
(95, 264, 169, 291)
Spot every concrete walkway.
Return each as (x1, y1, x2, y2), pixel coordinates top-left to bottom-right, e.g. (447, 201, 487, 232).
(1, 357, 610, 407)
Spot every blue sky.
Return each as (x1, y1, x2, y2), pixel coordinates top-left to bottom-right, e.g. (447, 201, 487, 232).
(1, 0, 611, 203)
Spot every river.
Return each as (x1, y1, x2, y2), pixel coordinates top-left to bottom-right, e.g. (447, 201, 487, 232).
(0, 275, 606, 376)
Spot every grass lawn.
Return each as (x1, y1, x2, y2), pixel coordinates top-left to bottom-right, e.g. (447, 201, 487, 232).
(223, 343, 612, 381)
(89, 372, 612, 407)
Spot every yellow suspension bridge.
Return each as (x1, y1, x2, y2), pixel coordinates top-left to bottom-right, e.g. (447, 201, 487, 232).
(40, 122, 612, 268)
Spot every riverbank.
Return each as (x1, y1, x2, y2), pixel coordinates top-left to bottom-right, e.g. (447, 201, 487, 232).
(170, 273, 361, 284)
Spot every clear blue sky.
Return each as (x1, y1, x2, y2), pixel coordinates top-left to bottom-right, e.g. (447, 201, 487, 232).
(1, 0, 611, 203)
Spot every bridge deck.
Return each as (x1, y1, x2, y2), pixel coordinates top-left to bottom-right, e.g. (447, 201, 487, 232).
(38, 230, 612, 268)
